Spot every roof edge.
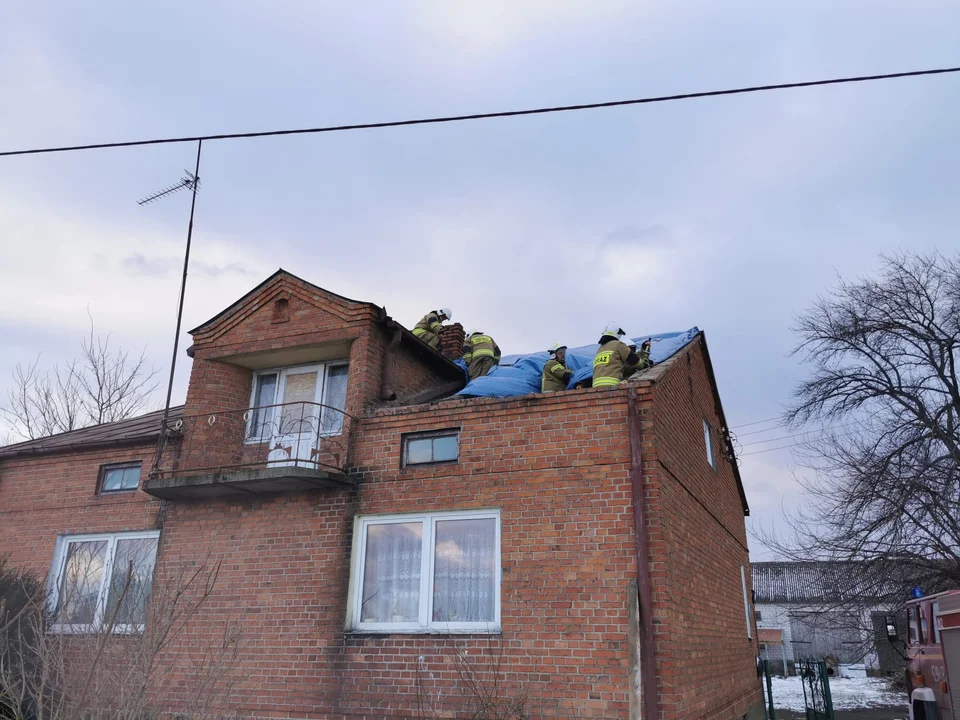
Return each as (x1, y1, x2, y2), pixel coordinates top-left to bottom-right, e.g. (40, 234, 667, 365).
(648, 332, 750, 517)
(188, 269, 377, 336)
(0, 406, 184, 460)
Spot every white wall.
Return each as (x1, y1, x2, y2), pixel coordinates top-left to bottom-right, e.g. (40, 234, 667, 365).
(755, 602, 883, 669)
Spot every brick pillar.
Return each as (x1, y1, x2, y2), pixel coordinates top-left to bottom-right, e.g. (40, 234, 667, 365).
(438, 323, 465, 361)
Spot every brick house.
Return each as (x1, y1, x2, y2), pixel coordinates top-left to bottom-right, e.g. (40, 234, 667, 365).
(0, 270, 763, 719)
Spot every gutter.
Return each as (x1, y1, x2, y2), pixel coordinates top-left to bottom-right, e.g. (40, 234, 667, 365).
(627, 389, 660, 720)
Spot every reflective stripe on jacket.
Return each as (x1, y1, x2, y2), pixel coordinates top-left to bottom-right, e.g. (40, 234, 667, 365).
(413, 312, 441, 337)
(592, 339, 631, 387)
(542, 358, 572, 392)
(464, 334, 500, 364)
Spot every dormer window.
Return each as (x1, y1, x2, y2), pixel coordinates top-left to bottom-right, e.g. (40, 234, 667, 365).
(247, 363, 349, 446)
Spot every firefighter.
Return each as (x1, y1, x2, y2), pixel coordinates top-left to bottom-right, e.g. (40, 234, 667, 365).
(542, 343, 573, 392)
(412, 308, 453, 350)
(623, 338, 653, 379)
(463, 330, 501, 380)
(592, 322, 640, 388)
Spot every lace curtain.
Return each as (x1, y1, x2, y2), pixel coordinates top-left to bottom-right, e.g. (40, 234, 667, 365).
(360, 518, 496, 625)
(433, 518, 496, 623)
(361, 522, 423, 623)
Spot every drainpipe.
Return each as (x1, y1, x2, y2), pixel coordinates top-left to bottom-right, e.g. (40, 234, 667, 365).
(380, 327, 402, 401)
(627, 389, 660, 720)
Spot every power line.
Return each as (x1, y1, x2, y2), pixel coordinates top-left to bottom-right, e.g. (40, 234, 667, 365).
(740, 426, 865, 457)
(729, 415, 784, 430)
(739, 421, 861, 447)
(2, 66, 959, 158)
(735, 422, 789, 438)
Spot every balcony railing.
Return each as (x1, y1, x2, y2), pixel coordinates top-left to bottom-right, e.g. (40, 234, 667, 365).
(145, 402, 355, 499)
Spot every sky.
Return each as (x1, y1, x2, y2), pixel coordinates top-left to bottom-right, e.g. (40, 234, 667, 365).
(2, 1, 959, 559)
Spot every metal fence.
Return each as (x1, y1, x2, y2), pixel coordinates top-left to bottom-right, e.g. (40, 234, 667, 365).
(152, 401, 354, 478)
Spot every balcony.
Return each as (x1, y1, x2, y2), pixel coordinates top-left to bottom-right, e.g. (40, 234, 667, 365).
(144, 401, 356, 500)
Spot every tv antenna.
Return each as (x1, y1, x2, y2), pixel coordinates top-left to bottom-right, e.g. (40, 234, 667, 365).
(145, 140, 204, 477)
(138, 169, 201, 205)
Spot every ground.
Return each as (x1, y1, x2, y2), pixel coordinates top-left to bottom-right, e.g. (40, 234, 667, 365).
(766, 676, 908, 720)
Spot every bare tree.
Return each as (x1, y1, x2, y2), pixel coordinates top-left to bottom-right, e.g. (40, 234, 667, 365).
(765, 251, 960, 606)
(1, 320, 158, 442)
(0, 551, 258, 720)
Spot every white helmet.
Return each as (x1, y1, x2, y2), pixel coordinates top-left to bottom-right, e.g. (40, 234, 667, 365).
(549, 342, 567, 355)
(466, 328, 481, 336)
(601, 322, 626, 339)
(439, 307, 453, 321)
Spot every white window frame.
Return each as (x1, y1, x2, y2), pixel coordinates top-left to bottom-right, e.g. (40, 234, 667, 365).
(704, 418, 716, 469)
(245, 361, 349, 443)
(348, 509, 501, 634)
(48, 530, 160, 634)
(741, 565, 753, 639)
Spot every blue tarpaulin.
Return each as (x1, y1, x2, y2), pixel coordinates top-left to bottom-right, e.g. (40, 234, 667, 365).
(456, 328, 700, 399)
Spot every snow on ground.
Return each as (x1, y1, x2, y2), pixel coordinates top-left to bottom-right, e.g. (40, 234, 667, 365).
(768, 676, 906, 712)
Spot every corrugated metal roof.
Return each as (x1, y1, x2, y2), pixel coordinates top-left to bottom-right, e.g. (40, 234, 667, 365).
(0, 406, 184, 459)
(751, 561, 889, 604)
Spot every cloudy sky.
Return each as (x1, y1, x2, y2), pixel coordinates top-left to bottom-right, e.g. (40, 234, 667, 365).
(2, 1, 959, 557)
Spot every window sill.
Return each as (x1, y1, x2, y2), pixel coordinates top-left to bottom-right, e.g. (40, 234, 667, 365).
(98, 489, 139, 496)
(400, 460, 459, 471)
(48, 625, 145, 635)
(347, 626, 501, 637)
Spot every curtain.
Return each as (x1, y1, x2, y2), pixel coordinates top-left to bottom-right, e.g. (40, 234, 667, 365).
(322, 365, 349, 434)
(432, 518, 496, 623)
(361, 522, 422, 623)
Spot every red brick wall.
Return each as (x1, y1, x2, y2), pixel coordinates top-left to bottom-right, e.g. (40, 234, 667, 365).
(179, 274, 454, 471)
(643, 338, 762, 720)
(152, 388, 639, 719)
(438, 323, 466, 361)
(388, 333, 459, 403)
(0, 444, 161, 578)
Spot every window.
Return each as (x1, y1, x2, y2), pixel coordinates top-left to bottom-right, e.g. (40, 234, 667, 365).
(350, 510, 500, 633)
(920, 604, 929, 644)
(403, 431, 460, 466)
(740, 565, 752, 639)
(246, 362, 349, 441)
(755, 610, 763, 623)
(908, 606, 920, 644)
(48, 531, 159, 633)
(933, 601, 942, 644)
(703, 418, 716, 468)
(99, 462, 142, 493)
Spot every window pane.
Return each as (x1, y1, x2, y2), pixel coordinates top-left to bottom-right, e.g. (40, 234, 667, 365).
(279, 371, 319, 435)
(933, 602, 941, 643)
(432, 435, 458, 462)
(101, 466, 141, 491)
(321, 365, 349, 435)
(703, 420, 715, 467)
(406, 438, 433, 465)
(360, 522, 423, 623)
(55, 540, 108, 626)
(120, 466, 141, 490)
(433, 518, 496, 623)
(105, 538, 158, 627)
(249, 374, 278, 440)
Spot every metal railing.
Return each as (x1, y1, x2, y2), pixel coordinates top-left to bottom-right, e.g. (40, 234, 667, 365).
(152, 401, 354, 479)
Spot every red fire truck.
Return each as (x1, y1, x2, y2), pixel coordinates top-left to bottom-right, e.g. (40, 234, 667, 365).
(904, 589, 960, 719)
